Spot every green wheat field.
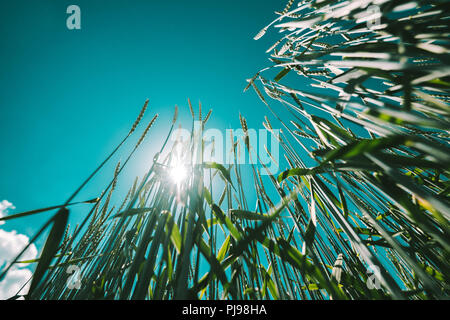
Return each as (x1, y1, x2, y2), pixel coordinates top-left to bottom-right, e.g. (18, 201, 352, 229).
(1, 0, 449, 300)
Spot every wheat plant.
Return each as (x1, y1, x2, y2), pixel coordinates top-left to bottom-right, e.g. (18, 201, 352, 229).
(246, 0, 450, 299)
(0, 0, 449, 300)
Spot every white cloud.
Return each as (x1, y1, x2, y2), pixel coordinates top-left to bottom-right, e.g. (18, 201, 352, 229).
(0, 229, 38, 267)
(0, 200, 15, 225)
(0, 200, 38, 300)
(0, 267, 33, 300)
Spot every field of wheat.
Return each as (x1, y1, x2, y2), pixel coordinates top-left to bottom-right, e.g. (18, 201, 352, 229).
(0, 0, 449, 300)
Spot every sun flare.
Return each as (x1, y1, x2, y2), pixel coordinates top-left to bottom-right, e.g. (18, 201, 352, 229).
(170, 164, 187, 185)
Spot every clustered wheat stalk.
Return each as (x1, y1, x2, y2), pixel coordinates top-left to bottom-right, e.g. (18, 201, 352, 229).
(246, 0, 450, 299)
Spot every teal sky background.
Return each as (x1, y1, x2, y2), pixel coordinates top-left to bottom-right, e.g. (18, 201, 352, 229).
(0, 1, 285, 249)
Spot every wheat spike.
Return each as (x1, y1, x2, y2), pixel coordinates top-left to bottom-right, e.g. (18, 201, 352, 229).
(136, 114, 159, 148)
(187, 98, 195, 119)
(239, 113, 250, 150)
(254, 27, 268, 40)
(130, 176, 138, 199)
(203, 109, 212, 125)
(112, 161, 121, 191)
(239, 113, 248, 134)
(281, 0, 295, 15)
(129, 99, 149, 135)
(172, 105, 179, 124)
(264, 116, 272, 129)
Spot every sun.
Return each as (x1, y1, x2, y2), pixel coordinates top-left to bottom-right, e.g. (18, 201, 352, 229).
(170, 164, 187, 185)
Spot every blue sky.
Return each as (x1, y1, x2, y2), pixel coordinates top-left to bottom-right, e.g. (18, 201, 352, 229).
(0, 0, 284, 236)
